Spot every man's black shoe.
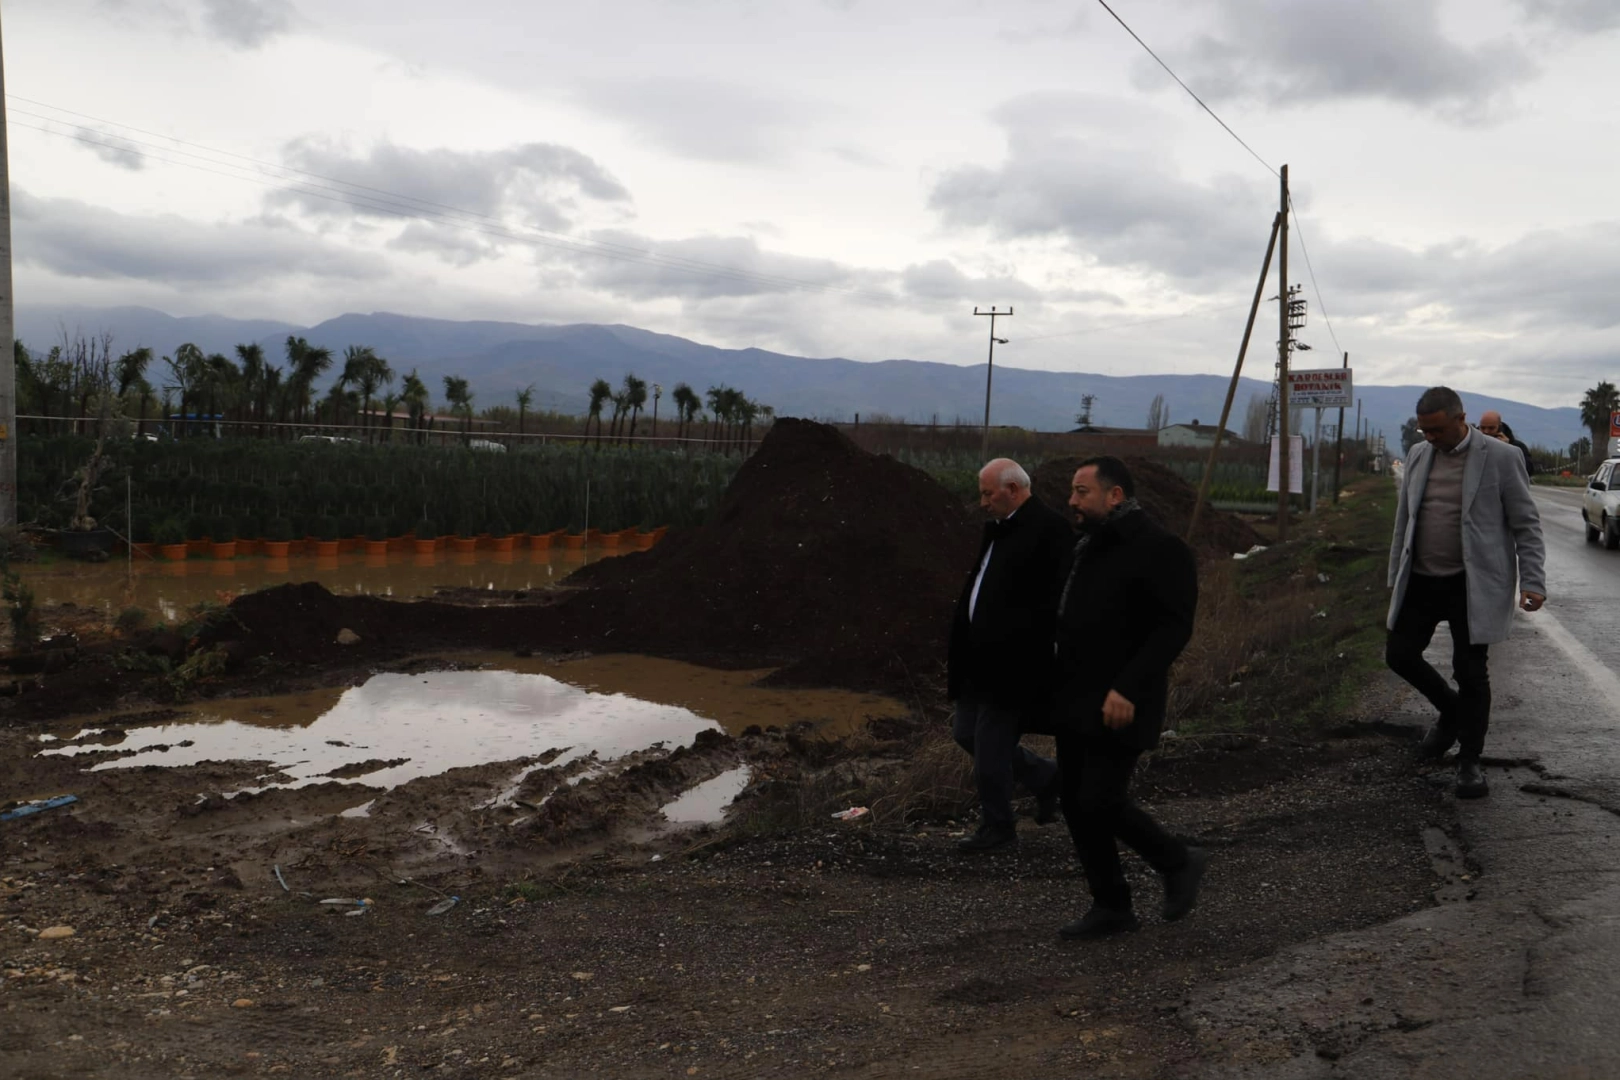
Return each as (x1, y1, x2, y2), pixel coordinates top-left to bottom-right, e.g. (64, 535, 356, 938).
(1418, 722, 1457, 761)
(956, 826, 1017, 853)
(1034, 784, 1061, 825)
(1456, 759, 1489, 799)
(1058, 904, 1141, 940)
(1162, 847, 1210, 922)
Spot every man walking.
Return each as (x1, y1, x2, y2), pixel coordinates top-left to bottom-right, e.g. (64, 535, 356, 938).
(1388, 387, 1546, 798)
(1050, 456, 1207, 939)
(947, 458, 1069, 853)
(1478, 410, 1533, 475)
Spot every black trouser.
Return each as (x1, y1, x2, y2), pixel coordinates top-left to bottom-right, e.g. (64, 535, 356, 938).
(952, 698, 1058, 831)
(1054, 731, 1187, 911)
(1385, 572, 1491, 759)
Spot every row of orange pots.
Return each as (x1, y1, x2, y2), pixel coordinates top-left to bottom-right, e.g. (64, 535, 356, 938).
(130, 528, 668, 562)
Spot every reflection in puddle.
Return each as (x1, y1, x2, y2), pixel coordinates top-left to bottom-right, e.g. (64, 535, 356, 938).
(40, 670, 719, 794)
(23, 547, 625, 623)
(660, 766, 752, 824)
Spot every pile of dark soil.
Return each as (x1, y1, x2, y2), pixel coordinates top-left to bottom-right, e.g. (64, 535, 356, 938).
(546, 418, 979, 692)
(1031, 456, 1262, 557)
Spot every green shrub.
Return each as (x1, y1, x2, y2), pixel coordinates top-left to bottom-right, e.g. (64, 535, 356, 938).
(264, 518, 293, 542)
(211, 516, 237, 543)
(153, 518, 185, 545)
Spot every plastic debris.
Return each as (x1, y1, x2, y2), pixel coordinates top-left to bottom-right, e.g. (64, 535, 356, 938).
(426, 896, 460, 916)
(1232, 545, 1269, 561)
(344, 908, 368, 917)
(830, 806, 870, 822)
(319, 897, 374, 907)
(273, 865, 290, 892)
(1, 795, 78, 822)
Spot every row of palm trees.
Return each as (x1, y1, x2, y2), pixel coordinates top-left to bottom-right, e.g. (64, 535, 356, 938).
(584, 375, 772, 451)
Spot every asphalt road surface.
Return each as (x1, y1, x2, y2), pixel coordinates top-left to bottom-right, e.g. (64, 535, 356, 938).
(1187, 483, 1620, 1079)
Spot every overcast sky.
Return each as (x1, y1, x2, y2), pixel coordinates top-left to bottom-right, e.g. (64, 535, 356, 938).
(6, 0, 1619, 407)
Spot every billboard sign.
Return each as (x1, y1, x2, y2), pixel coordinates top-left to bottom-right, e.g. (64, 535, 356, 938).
(1286, 368, 1354, 409)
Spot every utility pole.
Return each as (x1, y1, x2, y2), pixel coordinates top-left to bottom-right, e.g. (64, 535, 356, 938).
(0, 7, 15, 528)
(1331, 351, 1348, 503)
(1275, 165, 1291, 541)
(973, 306, 1011, 463)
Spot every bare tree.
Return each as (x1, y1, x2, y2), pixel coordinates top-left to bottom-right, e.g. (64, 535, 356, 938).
(1242, 394, 1270, 443)
(1145, 393, 1166, 431)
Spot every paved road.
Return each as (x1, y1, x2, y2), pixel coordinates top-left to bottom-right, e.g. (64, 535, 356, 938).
(1186, 484, 1620, 1079)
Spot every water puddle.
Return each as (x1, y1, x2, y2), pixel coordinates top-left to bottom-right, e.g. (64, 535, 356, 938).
(660, 766, 752, 824)
(40, 668, 719, 794)
(21, 547, 625, 624)
(37, 655, 909, 805)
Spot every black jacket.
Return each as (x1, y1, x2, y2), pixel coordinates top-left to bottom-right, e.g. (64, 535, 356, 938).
(1051, 508, 1198, 751)
(946, 495, 1074, 710)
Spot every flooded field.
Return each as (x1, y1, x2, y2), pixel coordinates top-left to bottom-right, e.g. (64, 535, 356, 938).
(21, 547, 625, 623)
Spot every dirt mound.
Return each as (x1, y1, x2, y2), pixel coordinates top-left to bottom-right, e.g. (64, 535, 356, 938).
(1031, 456, 1262, 557)
(548, 418, 979, 691)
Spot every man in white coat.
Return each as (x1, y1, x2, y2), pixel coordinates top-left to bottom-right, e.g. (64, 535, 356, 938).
(1387, 386, 1546, 798)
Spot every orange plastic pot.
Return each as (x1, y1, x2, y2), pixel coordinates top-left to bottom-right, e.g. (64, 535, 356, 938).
(339, 537, 364, 554)
(364, 540, 389, 556)
(311, 539, 340, 557)
(261, 541, 291, 557)
(387, 536, 411, 553)
(209, 541, 237, 560)
(635, 532, 657, 550)
(599, 533, 622, 549)
(185, 539, 210, 557)
(488, 535, 516, 553)
(159, 543, 189, 562)
(562, 533, 587, 550)
(450, 537, 479, 554)
(412, 539, 438, 555)
(529, 533, 555, 551)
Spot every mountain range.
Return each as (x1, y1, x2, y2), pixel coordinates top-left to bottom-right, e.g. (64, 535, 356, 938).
(20, 304, 1587, 452)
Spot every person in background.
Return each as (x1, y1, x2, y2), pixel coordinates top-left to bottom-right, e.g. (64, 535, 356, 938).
(1478, 410, 1533, 475)
(946, 458, 1069, 853)
(1387, 388, 1546, 799)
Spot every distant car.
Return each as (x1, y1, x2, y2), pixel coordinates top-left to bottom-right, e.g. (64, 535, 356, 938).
(467, 439, 507, 453)
(1581, 458, 1620, 548)
(298, 435, 360, 445)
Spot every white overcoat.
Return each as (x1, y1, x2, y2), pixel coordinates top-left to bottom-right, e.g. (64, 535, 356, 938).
(1386, 432, 1546, 645)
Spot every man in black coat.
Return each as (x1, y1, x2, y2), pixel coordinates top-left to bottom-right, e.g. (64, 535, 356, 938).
(946, 458, 1070, 853)
(1050, 456, 1208, 938)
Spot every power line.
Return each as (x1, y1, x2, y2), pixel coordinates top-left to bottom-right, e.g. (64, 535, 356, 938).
(10, 102, 903, 304)
(1092, 0, 1277, 177)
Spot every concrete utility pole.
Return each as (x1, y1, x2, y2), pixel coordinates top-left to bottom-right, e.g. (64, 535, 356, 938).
(973, 306, 1012, 463)
(0, 8, 15, 528)
(1332, 351, 1348, 502)
(1275, 164, 1291, 541)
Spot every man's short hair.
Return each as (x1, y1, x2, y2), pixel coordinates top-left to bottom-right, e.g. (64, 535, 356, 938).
(1416, 386, 1465, 418)
(1077, 455, 1135, 498)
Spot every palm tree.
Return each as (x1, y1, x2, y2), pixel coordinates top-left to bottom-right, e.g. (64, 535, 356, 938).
(285, 336, 333, 425)
(379, 391, 402, 443)
(443, 375, 473, 443)
(202, 353, 240, 434)
(1580, 381, 1620, 471)
(401, 370, 430, 444)
(671, 383, 699, 441)
(116, 347, 153, 436)
(348, 347, 393, 441)
(587, 378, 613, 444)
(623, 374, 648, 442)
(515, 384, 535, 438)
(167, 343, 206, 436)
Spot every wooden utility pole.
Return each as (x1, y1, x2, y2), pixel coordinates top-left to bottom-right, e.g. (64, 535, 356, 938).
(1331, 351, 1348, 503)
(0, 7, 14, 528)
(973, 306, 1011, 463)
(1188, 212, 1282, 543)
(1274, 165, 1291, 541)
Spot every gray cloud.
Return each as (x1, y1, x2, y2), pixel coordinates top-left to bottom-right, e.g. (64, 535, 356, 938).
(199, 0, 296, 48)
(576, 78, 827, 163)
(1517, 0, 1620, 31)
(929, 100, 1271, 289)
(900, 260, 1039, 304)
(573, 230, 875, 302)
(73, 127, 146, 171)
(13, 189, 386, 286)
(386, 222, 501, 268)
(270, 139, 630, 237)
(1156, 0, 1535, 120)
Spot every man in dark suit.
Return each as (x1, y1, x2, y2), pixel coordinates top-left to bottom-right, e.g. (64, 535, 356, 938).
(947, 458, 1070, 853)
(1050, 456, 1208, 939)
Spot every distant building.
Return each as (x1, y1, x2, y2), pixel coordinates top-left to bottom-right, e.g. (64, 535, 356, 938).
(1066, 425, 1160, 451)
(1157, 421, 1242, 449)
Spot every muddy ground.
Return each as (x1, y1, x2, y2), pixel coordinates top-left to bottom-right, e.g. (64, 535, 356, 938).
(0, 426, 1453, 1077)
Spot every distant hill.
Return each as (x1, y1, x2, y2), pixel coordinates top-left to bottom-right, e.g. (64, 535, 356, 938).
(16, 304, 1586, 451)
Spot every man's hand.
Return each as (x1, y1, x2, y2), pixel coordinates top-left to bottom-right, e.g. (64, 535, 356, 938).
(1521, 591, 1546, 612)
(1102, 690, 1136, 729)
